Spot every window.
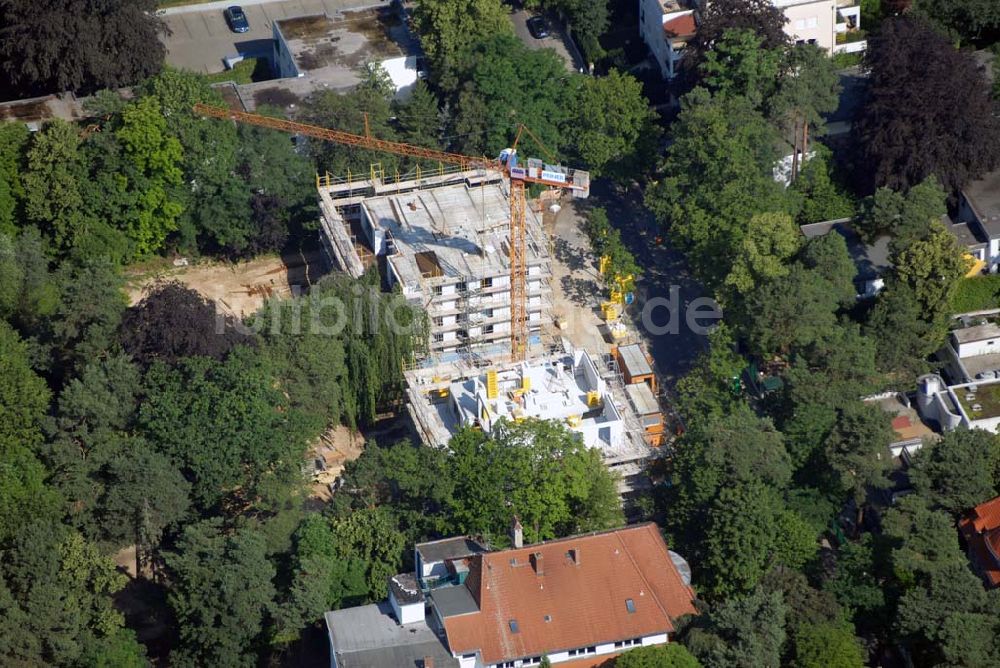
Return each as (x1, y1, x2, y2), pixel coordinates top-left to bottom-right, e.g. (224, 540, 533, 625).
(433, 317, 444, 327)
(807, 16, 817, 28)
(432, 333, 443, 343)
(626, 598, 636, 613)
(481, 277, 494, 289)
(794, 18, 806, 29)
(509, 620, 520, 634)
(484, 324, 495, 335)
(433, 285, 443, 296)
(615, 638, 642, 649)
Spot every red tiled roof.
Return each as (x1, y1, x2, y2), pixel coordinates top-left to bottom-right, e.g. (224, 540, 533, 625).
(663, 13, 697, 39)
(441, 523, 697, 665)
(959, 495, 1000, 587)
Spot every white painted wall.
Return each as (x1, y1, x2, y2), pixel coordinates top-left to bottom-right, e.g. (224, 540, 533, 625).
(955, 336, 1000, 358)
(779, 0, 836, 52)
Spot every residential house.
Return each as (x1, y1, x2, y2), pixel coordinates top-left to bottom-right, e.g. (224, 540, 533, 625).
(939, 320, 1000, 384)
(799, 219, 891, 298)
(959, 168, 1000, 272)
(959, 495, 1000, 588)
(639, 0, 864, 79)
(324, 524, 698, 668)
(638, 0, 697, 80)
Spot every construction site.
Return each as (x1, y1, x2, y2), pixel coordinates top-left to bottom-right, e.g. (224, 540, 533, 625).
(192, 104, 673, 496)
(318, 168, 552, 359)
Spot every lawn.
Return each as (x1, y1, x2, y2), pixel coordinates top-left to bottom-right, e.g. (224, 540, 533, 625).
(951, 275, 1000, 314)
(200, 58, 270, 85)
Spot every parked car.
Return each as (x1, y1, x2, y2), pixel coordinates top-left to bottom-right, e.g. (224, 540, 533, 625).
(224, 6, 250, 33)
(527, 15, 550, 39)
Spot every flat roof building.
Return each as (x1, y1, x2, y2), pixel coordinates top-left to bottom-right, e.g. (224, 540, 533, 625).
(319, 170, 551, 360)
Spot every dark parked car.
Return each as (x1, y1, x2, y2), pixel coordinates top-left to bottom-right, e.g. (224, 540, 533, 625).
(526, 15, 550, 39)
(224, 6, 250, 33)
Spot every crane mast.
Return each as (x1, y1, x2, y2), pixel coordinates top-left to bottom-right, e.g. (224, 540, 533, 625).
(192, 103, 589, 361)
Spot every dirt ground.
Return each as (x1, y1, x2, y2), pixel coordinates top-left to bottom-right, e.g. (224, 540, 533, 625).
(307, 424, 365, 503)
(544, 200, 617, 355)
(125, 249, 326, 317)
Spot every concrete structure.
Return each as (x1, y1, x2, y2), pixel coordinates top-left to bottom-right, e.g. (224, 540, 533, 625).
(939, 318, 1000, 384)
(404, 346, 661, 493)
(639, 0, 697, 80)
(863, 391, 936, 461)
(271, 9, 422, 100)
(916, 373, 1000, 434)
(318, 169, 551, 358)
(325, 524, 698, 668)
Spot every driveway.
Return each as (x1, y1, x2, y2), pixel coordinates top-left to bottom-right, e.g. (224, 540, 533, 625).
(509, 9, 586, 73)
(160, 0, 382, 74)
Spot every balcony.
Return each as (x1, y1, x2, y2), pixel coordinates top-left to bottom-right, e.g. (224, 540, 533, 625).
(833, 29, 867, 55)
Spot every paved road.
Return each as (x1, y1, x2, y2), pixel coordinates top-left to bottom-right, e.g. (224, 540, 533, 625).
(160, 0, 383, 74)
(508, 9, 585, 73)
(585, 180, 711, 389)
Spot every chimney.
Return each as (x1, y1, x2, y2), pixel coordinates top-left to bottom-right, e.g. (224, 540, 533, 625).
(423, 658, 434, 668)
(511, 516, 523, 549)
(569, 548, 580, 566)
(531, 552, 544, 576)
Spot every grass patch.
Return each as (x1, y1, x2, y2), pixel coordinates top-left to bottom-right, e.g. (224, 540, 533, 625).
(955, 382, 1000, 420)
(832, 52, 863, 68)
(201, 58, 269, 85)
(951, 275, 1000, 314)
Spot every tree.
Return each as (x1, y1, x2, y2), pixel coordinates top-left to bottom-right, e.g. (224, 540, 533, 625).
(411, 0, 513, 89)
(394, 80, 443, 149)
(448, 419, 622, 544)
(790, 149, 855, 224)
(48, 258, 127, 374)
(823, 402, 894, 528)
(823, 534, 893, 632)
(911, 0, 1000, 45)
(882, 495, 966, 580)
(694, 0, 789, 55)
(724, 212, 801, 298)
(909, 428, 1000, 515)
(744, 265, 840, 357)
(615, 643, 703, 668)
(891, 221, 967, 328)
(792, 621, 865, 668)
(0, 322, 59, 543)
(645, 88, 791, 289)
(855, 16, 999, 194)
(120, 281, 252, 369)
(569, 70, 659, 179)
(683, 587, 787, 668)
(0, 0, 165, 96)
(0, 123, 29, 235)
(854, 178, 946, 246)
(21, 120, 87, 251)
(164, 519, 276, 668)
(702, 482, 786, 595)
(700, 29, 782, 109)
(115, 96, 184, 256)
(0, 522, 140, 666)
(798, 232, 857, 307)
(771, 44, 840, 181)
(139, 348, 320, 510)
(450, 34, 575, 157)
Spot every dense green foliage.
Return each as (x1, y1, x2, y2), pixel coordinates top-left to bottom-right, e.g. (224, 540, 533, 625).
(614, 643, 702, 667)
(0, 0, 165, 97)
(950, 275, 1000, 313)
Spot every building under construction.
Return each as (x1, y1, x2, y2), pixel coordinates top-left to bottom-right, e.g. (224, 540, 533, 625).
(404, 342, 666, 494)
(318, 168, 551, 360)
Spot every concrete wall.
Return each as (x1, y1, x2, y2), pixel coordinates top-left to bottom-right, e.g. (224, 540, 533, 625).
(272, 23, 301, 78)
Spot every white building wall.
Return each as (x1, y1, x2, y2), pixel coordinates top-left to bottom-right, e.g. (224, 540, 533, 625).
(956, 337, 1000, 358)
(773, 0, 836, 52)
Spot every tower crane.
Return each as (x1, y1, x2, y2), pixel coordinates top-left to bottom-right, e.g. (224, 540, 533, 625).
(192, 103, 589, 361)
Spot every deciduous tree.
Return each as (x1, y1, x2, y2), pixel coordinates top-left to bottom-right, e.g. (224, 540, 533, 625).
(411, 0, 513, 89)
(855, 16, 999, 193)
(909, 428, 1000, 515)
(615, 643, 703, 667)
